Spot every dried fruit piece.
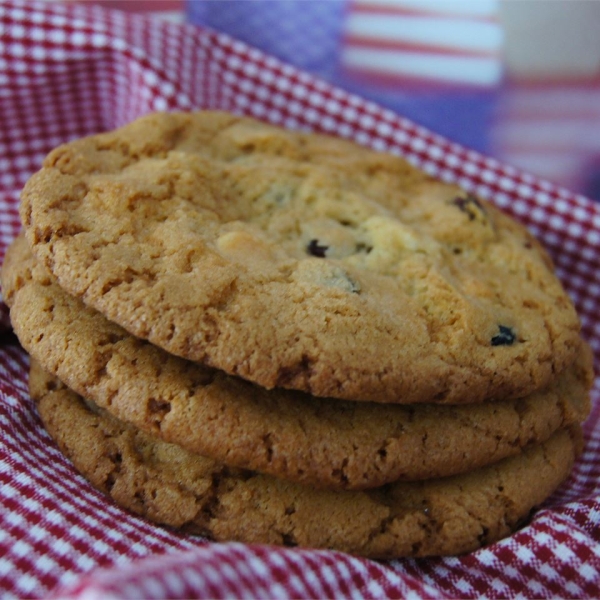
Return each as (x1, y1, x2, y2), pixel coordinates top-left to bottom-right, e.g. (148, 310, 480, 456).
(491, 325, 516, 346)
(307, 239, 328, 258)
(452, 194, 487, 221)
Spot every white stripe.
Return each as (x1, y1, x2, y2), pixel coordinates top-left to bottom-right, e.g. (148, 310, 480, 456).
(353, 0, 500, 19)
(342, 47, 502, 85)
(492, 117, 600, 152)
(498, 87, 600, 117)
(345, 14, 503, 53)
(151, 11, 184, 23)
(497, 152, 585, 185)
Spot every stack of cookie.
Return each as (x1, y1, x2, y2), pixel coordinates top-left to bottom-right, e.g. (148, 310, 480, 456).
(1, 112, 593, 558)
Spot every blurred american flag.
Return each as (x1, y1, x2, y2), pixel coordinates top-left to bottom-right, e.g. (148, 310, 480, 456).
(40, 0, 600, 200)
(490, 82, 600, 195)
(341, 0, 503, 89)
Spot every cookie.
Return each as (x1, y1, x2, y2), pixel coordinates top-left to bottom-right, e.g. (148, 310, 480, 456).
(30, 361, 582, 558)
(3, 234, 592, 489)
(19, 111, 581, 404)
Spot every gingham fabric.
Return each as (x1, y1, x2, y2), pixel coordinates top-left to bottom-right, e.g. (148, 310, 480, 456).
(1, 1, 599, 598)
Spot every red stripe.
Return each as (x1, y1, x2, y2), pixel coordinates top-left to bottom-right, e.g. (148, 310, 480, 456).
(78, 0, 183, 13)
(340, 63, 494, 91)
(495, 107, 600, 120)
(504, 74, 600, 88)
(494, 144, 591, 155)
(349, 0, 499, 23)
(344, 35, 500, 58)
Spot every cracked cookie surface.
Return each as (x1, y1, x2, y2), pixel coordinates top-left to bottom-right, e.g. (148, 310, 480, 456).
(30, 362, 582, 558)
(20, 111, 581, 403)
(3, 234, 592, 489)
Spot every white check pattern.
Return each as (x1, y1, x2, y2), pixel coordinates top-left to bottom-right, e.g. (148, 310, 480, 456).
(0, 1, 599, 598)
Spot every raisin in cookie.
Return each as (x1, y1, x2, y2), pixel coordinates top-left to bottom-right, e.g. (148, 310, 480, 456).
(30, 362, 582, 558)
(4, 234, 592, 489)
(20, 112, 581, 403)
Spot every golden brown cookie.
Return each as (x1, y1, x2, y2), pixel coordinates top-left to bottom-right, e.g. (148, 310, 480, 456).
(30, 361, 582, 559)
(20, 111, 581, 404)
(3, 234, 592, 490)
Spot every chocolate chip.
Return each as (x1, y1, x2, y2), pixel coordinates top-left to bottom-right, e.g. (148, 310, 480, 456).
(356, 242, 373, 254)
(477, 526, 490, 544)
(452, 194, 486, 221)
(307, 239, 328, 258)
(491, 325, 516, 346)
(281, 533, 298, 547)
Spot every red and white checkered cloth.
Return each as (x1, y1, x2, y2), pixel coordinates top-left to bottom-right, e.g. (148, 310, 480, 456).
(1, 1, 599, 597)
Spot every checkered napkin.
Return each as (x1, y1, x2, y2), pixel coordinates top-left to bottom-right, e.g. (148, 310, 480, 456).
(1, 1, 599, 597)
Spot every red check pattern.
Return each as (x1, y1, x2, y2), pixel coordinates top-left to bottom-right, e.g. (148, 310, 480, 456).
(0, 1, 599, 597)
